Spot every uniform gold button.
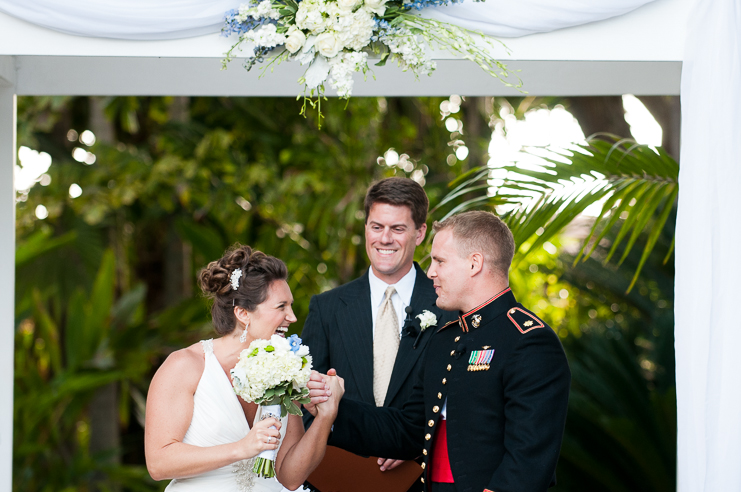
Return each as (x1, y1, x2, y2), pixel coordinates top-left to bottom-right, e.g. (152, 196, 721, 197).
(510, 309, 516, 314)
(425, 433, 431, 440)
(438, 392, 442, 399)
(455, 336, 460, 342)
(421, 463, 426, 470)
(450, 350, 455, 356)
(447, 364, 452, 371)
(423, 449, 428, 455)
(421, 478, 425, 484)
(428, 420, 434, 427)
(433, 406, 440, 413)
(442, 378, 447, 384)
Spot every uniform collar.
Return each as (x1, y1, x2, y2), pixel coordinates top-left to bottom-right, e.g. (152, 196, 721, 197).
(458, 287, 515, 333)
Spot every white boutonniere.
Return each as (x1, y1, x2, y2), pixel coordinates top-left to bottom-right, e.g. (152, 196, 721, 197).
(417, 310, 438, 331)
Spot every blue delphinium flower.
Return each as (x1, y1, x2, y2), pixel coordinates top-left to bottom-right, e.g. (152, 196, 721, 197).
(222, 8, 267, 37)
(288, 334, 302, 353)
(402, 0, 463, 11)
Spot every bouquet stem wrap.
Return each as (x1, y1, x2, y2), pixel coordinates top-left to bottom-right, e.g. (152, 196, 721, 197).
(253, 404, 281, 478)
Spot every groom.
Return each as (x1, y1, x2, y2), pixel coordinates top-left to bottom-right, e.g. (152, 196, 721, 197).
(313, 211, 571, 492)
(302, 177, 456, 479)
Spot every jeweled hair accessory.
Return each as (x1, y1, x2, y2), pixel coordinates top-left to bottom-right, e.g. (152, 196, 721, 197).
(230, 268, 243, 291)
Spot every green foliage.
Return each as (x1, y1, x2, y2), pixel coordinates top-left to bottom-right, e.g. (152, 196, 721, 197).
(434, 136, 678, 291)
(14, 249, 158, 491)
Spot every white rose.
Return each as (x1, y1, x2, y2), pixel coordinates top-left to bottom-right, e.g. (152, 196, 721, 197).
(337, 0, 362, 11)
(315, 32, 342, 58)
(285, 28, 307, 53)
(416, 310, 438, 330)
(363, 0, 387, 15)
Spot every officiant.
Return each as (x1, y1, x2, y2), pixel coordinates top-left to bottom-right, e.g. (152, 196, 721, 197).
(323, 211, 571, 492)
(301, 177, 457, 487)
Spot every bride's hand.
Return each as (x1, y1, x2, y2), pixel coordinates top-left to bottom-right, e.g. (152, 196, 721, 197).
(238, 417, 282, 459)
(315, 371, 344, 420)
(304, 370, 333, 417)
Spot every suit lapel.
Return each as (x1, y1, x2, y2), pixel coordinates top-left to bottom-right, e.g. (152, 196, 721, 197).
(335, 271, 375, 404)
(384, 263, 438, 406)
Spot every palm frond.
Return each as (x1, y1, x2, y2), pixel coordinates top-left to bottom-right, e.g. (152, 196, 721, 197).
(430, 136, 678, 292)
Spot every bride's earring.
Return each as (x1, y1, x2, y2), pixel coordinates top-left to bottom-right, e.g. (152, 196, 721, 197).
(239, 323, 249, 343)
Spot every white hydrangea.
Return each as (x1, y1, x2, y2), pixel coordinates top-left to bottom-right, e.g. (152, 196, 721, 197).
(296, 0, 330, 34)
(231, 335, 313, 404)
(255, 0, 281, 19)
(237, 0, 281, 21)
(328, 51, 368, 98)
(329, 6, 375, 51)
(243, 23, 287, 49)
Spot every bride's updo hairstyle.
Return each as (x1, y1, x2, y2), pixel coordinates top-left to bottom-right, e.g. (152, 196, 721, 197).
(198, 244, 288, 335)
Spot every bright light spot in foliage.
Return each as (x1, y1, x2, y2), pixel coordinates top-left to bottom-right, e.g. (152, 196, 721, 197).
(35, 204, 48, 220)
(69, 183, 83, 198)
(79, 130, 96, 146)
(15, 146, 52, 192)
(72, 147, 88, 162)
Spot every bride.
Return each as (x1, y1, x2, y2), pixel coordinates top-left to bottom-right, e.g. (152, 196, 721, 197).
(145, 244, 341, 491)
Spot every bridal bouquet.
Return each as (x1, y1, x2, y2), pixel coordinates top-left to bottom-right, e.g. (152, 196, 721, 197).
(231, 334, 313, 477)
(222, 0, 516, 122)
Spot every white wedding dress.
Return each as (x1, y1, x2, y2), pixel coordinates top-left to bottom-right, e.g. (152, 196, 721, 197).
(165, 339, 300, 492)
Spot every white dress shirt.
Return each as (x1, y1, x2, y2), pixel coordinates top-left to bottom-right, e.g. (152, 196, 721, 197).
(368, 265, 416, 338)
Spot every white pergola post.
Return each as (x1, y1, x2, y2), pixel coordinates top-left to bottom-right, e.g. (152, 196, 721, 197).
(0, 55, 16, 492)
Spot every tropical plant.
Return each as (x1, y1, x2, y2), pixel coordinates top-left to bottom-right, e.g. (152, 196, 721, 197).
(14, 247, 160, 491)
(552, 212, 676, 492)
(431, 136, 678, 291)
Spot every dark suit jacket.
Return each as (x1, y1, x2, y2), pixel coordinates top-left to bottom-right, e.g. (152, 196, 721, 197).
(329, 289, 571, 492)
(301, 262, 457, 420)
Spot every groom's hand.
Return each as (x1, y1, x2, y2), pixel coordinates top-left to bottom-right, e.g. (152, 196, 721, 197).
(378, 458, 405, 471)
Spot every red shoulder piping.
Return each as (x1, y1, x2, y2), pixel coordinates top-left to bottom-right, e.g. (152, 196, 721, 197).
(507, 307, 545, 334)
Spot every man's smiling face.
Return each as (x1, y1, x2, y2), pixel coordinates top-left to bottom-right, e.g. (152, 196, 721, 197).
(365, 202, 427, 284)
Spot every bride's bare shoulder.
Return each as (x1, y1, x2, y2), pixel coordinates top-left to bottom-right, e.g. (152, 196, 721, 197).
(153, 342, 206, 385)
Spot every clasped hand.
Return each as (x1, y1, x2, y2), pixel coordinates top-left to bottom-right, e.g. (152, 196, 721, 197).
(304, 369, 344, 418)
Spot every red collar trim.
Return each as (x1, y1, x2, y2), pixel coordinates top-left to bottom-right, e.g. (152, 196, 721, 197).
(459, 287, 511, 332)
(462, 287, 511, 317)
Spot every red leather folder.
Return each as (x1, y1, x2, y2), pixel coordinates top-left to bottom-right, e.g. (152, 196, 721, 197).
(307, 445, 423, 492)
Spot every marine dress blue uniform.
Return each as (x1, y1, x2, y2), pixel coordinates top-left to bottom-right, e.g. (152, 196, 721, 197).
(329, 288, 571, 492)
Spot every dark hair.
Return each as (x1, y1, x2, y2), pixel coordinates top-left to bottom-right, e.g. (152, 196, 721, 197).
(432, 211, 515, 278)
(198, 244, 288, 335)
(364, 177, 429, 228)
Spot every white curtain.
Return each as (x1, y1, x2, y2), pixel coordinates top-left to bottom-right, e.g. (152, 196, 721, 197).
(0, 0, 654, 40)
(676, 0, 741, 490)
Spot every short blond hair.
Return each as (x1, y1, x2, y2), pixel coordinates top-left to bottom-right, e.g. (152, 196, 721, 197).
(432, 211, 515, 278)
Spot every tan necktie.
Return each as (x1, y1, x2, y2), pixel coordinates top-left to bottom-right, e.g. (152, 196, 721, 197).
(373, 285, 400, 407)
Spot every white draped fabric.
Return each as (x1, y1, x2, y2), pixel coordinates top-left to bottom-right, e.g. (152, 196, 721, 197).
(676, 0, 741, 490)
(0, 0, 654, 40)
(0, 0, 237, 40)
(421, 0, 656, 38)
